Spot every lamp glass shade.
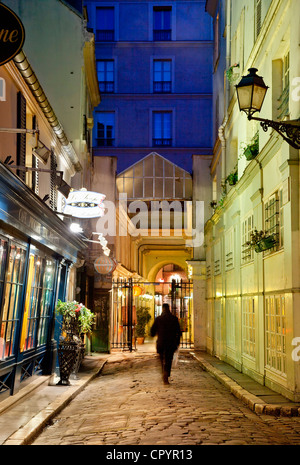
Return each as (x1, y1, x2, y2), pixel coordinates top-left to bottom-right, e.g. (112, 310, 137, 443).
(236, 85, 254, 112)
(235, 68, 268, 117)
(252, 84, 268, 111)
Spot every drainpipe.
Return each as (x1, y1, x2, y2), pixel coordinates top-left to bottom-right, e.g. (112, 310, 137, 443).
(13, 51, 82, 173)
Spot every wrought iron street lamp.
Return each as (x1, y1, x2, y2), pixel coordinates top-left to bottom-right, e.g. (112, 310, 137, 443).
(236, 68, 300, 149)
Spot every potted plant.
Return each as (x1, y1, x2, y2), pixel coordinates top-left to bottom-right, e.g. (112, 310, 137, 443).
(225, 169, 238, 186)
(135, 307, 151, 344)
(245, 228, 277, 253)
(226, 63, 240, 84)
(241, 132, 259, 161)
(55, 300, 95, 385)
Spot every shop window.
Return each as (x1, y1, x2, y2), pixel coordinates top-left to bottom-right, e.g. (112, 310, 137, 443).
(20, 253, 43, 352)
(0, 243, 27, 360)
(37, 259, 56, 346)
(0, 78, 6, 101)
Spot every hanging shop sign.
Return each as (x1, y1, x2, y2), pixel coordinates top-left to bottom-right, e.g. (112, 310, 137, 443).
(0, 3, 25, 66)
(63, 189, 106, 218)
(94, 256, 117, 275)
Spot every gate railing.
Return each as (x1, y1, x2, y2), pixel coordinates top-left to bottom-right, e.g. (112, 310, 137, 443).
(111, 278, 193, 352)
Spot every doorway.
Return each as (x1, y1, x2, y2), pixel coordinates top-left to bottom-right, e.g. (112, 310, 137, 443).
(111, 267, 193, 352)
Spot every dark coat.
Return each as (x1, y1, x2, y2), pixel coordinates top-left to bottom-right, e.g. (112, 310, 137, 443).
(151, 310, 181, 353)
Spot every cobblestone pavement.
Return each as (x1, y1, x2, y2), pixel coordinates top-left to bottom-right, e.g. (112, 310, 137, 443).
(31, 352, 300, 446)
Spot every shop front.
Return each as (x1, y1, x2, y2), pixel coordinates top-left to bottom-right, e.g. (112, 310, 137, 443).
(0, 162, 86, 398)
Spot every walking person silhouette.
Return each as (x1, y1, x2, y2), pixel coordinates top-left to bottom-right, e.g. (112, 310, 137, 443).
(151, 303, 181, 385)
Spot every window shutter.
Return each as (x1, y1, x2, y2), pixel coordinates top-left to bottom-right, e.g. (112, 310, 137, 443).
(17, 92, 26, 182)
(50, 151, 57, 211)
(32, 115, 39, 195)
(255, 0, 262, 38)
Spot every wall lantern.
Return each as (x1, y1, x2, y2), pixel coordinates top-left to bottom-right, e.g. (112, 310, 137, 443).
(236, 68, 300, 149)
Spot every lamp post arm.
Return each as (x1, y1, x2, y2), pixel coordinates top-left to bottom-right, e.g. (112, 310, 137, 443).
(248, 115, 300, 150)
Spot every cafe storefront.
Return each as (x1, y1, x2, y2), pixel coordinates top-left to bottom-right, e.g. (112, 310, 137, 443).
(0, 162, 86, 398)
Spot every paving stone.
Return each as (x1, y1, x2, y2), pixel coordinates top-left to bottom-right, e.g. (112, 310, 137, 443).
(30, 353, 300, 446)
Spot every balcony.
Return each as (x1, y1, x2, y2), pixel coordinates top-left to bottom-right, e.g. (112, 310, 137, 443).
(153, 138, 172, 147)
(96, 138, 115, 147)
(153, 29, 171, 41)
(154, 81, 171, 93)
(96, 30, 114, 41)
(99, 82, 114, 93)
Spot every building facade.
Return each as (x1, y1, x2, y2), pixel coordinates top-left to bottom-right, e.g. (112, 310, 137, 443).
(205, 0, 300, 400)
(0, 0, 100, 397)
(83, 0, 214, 351)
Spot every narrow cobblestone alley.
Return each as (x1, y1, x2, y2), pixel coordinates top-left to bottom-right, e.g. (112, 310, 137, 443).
(30, 352, 300, 447)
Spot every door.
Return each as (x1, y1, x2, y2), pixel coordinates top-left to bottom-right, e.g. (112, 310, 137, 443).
(91, 292, 109, 352)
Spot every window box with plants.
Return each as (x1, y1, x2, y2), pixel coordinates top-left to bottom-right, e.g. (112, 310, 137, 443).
(245, 229, 277, 253)
(241, 132, 259, 161)
(225, 169, 238, 186)
(135, 307, 151, 344)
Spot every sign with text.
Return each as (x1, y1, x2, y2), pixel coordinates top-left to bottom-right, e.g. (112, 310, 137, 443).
(0, 3, 25, 66)
(63, 189, 106, 218)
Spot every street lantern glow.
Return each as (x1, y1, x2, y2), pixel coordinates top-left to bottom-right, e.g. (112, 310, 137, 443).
(235, 68, 268, 119)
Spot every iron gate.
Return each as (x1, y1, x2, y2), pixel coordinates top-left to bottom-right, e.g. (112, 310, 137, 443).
(111, 278, 193, 352)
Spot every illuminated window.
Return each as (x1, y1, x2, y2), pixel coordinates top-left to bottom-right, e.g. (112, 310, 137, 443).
(265, 295, 286, 375)
(0, 78, 6, 101)
(242, 297, 256, 359)
(116, 153, 192, 200)
(225, 227, 234, 271)
(0, 243, 27, 359)
(241, 214, 254, 263)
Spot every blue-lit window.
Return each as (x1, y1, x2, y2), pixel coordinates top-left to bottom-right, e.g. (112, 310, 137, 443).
(153, 7, 171, 41)
(96, 112, 115, 147)
(153, 112, 172, 147)
(153, 60, 171, 93)
(97, 60, 114, 93)
(96, 7, 114, 41)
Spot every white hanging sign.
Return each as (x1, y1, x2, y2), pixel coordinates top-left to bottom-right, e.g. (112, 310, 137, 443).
(63, 189, 106, 218)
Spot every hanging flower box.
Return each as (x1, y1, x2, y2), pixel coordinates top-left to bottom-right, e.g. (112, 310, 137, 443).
(246, 229, 277, 254)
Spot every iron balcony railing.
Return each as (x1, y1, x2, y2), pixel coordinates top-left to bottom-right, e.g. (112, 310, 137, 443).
(153, 138, 172, 147)
(153, 29, 171, 41)
(99, 81, 114, 93)
(154, 81, 171, 93)
(96, 30, 115, 41)
(96, 138, 115, 147)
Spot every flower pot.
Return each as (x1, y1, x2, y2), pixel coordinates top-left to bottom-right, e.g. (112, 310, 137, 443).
(57, 340, 79, 385)
(244, 145, 258, 161)
(136, 337, 145, 344)
(254, 236, 276, 253)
